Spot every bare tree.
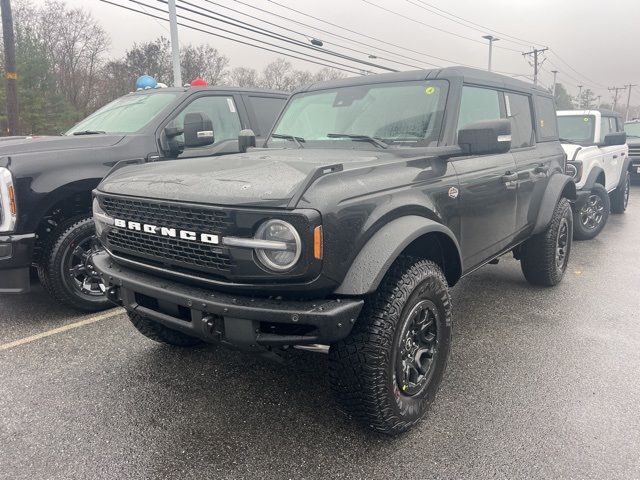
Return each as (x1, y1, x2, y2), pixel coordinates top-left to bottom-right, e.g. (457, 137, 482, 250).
(229, 66, 259, 88)
(181, 44, 229, 85)
(260, 58, 296, 90)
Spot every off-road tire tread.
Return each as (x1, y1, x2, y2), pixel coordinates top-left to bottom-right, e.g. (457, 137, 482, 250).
(520, 198, 572, 286)
(128, 311, 203, 347)
(37, 215, 111, 312)
(573, 183, 609, 241)
(610, 171, 630, 214)
(328, 256, 451, 435)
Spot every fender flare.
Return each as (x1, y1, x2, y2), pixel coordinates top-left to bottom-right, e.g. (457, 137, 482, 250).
(619, 155, 632, 185)
(582, 165, 605, 190)
(334, 215, 462, 296)
(532, 174, 576, 235)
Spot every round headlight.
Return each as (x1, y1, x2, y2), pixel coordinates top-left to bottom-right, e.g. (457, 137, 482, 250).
(565, 163, 578, 179)
(254, 219, 301, 272)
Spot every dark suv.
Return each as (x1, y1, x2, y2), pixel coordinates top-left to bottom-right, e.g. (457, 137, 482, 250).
(0, 86, 287, 310)
(92, 67, 575, 434)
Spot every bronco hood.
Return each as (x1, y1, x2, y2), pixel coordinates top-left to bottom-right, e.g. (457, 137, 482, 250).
(98, 148, 410, 208)
(0, 134, 125, 157)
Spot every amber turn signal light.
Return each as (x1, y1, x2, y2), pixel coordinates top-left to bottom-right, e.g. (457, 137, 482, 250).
(8, 185, 16, 215)
(313, 225, 323, 260)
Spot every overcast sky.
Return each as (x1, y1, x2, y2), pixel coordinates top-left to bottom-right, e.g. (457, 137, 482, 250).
(63, 0, 639, 102)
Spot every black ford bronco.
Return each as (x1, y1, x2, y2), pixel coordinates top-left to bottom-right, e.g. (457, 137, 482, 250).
(0, 86, 287, 310)
(92, 67, 575, 434)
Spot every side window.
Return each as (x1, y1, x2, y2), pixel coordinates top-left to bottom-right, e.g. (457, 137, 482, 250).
(505, 92, 534, 148)
(600, 116, 612, 142)
(457, 86, 502, 132)
(249, 96, 286, 136)
(534, 96, 559, 141)
(610, 116, 620, 132)
(173, 96, 241, 148)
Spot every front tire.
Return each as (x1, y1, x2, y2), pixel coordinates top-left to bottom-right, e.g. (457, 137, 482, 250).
(37, 216, 111, 312)
(573, 183, 609, 240)
(128, 312, 204, 347)
(328, 257, 452, 435)
(520, 198, 572, 286)
(610, 171, 630, 214)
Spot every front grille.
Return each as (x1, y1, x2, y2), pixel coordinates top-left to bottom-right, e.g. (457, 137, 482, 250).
(101, 195, 236, 275)
(107, 229, 233, 272)
(101, 196, 234, 233)
(628, 146, 640, 157)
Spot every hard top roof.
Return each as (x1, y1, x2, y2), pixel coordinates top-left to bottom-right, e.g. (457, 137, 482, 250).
(130, 85, 288, 96)
(296, 66, 550, 96)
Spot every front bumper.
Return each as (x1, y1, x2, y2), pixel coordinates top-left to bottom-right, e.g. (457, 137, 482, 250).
(0, 233, 35, 293)
(93, 251, 363, 348)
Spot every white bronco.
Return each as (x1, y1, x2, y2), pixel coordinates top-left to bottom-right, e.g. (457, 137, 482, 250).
(557, 109, 631, 240)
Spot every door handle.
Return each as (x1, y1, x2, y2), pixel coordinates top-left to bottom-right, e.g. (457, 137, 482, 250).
(502, 172, 518, 183)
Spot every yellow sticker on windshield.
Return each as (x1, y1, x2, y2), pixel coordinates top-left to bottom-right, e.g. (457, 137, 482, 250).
(583, 117, 590, 122)
(425, 86, 435, 95)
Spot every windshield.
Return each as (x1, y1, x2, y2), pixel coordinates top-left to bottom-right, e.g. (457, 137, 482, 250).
(65, 92, 180, 135)
(268, 80, 448, 148)
(624, 122, 640, 137)
(557, 115, 595, 144)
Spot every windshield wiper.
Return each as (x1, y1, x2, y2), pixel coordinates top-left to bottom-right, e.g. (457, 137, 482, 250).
(625, 134, 640, 138)
(271, 133, 305, 148)
(72, 130, 106, 136)
(327, 133, 388, 149)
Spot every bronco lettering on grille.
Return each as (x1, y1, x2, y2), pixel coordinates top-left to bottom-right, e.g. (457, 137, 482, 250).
(114, 218, 220, 245)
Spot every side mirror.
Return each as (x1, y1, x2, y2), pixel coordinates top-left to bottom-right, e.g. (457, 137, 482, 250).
(604, 131, 627, 146)
(184, 112, 215, 148)
(458, 119, 512, 155)
(163, 121, 184, 158)
(238, 129, 256, 153)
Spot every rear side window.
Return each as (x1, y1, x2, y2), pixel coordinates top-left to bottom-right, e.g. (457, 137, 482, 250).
(534, 96, 559, 142)
(249, 96, 286, 136)
(505, 92, 534, 148)
(457, 86, 502, 132)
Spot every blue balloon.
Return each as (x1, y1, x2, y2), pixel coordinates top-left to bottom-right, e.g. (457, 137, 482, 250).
(135, 75, 157, 90)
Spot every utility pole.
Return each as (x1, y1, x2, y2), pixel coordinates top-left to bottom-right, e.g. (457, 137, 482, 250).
(551, 70, 558, 97)
(522, 47, 548, 86)
(609, 86, 625, 112)
(596, 95, 602, 108)
(1, 0, 18, 136)
(482, 35, 499, 72)
(168, 0, 182, 87)
(577, 85, 583, 108)
(624, 84, 636, 121)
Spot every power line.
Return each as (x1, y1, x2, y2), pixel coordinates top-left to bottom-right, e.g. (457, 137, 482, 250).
(98, 0, 365, 75)
(404, 0, 536, 49)
(361, 0, 522, 52)
(200, 0, 425, 70)
(162, 0, 395, 73)
(408, 0, 547, 48)
(548, 49, 607, 89)
(522, 47, 548, 86)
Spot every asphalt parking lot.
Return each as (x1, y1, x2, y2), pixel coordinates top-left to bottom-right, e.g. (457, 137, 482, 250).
(1, 187, 639, 480)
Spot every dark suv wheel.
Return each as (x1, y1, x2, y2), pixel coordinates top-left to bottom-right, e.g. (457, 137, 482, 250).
(610, 171, 630, 214)
(520, 198, 573, 286)
(329, 256, 451, 435)
(37, 216, 111, 312)
(573, 183, 609, 240)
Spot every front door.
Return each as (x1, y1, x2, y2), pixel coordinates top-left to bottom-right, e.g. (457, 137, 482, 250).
(452, 86, 518, 270)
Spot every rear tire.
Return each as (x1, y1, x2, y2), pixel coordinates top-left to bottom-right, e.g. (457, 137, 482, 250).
(572, 183, 609, 240)
(37, 216, 111, 312)
(521, 198, 572, 286)
(328, 256, 452, 435)
(128, 311, 204, 347)
(610, 171, 630, 214)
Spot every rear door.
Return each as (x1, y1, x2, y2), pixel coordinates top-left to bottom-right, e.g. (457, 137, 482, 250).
(505, 91, 541, 236)
(602, 116, 626, 190)
(451, 85, 518, 269)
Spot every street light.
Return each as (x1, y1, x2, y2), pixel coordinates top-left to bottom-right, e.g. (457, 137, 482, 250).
(482, 35, 499, 72)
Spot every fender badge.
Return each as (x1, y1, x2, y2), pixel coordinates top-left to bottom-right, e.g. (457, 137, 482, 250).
(448, 186, 459, 199)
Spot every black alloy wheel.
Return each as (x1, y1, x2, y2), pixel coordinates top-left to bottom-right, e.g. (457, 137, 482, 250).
(395, 299, 439, 396)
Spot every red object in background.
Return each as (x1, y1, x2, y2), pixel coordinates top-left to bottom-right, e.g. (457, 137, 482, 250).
(190, 78, 208, 86)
